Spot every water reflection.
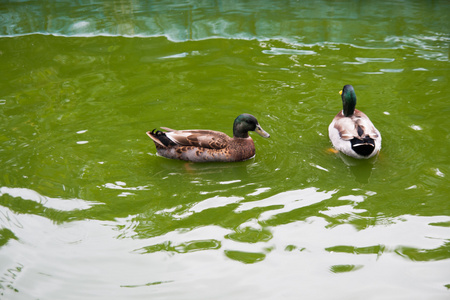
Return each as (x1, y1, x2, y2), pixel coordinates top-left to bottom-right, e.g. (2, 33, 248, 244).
(112, 181, 450, 265)
(1, 0, 448, 54)
(396, 242, 450, 262)
(336, 153, 377, 184)
(224, 250, 266, 264)
(329, 264, 363, 273)
(0, 186, 100, 211)
(1, 0, 449, 297)
(0, 186, 103, 224)
(130, 187, 335, 263)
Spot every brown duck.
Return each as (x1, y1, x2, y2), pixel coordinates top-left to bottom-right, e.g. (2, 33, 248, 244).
(146, 114, 270, 162)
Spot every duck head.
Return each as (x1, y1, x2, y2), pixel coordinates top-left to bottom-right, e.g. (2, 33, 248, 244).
(233, 114, 270, 139)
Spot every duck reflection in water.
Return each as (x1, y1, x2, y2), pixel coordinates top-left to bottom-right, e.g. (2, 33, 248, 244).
(337, 152, 377, 183)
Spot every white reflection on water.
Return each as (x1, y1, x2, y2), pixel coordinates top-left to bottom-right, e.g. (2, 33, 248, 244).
(235, 187, 336, 221)
(102, 182, 149, 191)
(173, 196, 243, 218)
(1, 0, 448, 64)
(159, 52, 189, 59)
(0, 186, 101, 211)
(1, 187, 449, 299)
(262, 48, 317, 55)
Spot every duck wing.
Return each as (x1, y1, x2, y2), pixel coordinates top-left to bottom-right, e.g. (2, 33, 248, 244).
(353, 110, 380, 139)
(332, 116, 358, 140)
(333, 110, 379, 140)
(165, 130, 230, 149)
(160, 127, 176, 132)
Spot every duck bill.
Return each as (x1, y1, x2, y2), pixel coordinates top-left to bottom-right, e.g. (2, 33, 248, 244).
(255, 124, 270, 138)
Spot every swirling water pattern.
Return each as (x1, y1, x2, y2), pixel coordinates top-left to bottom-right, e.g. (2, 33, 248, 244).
(0, 1, 449, 299)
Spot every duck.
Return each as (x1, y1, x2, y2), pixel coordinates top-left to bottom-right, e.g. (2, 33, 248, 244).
(146, 113, 270, 162)
(328, 85, 381, 159)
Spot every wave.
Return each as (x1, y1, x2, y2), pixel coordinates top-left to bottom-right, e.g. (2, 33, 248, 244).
(0, 186, 102, 212)
(1, 0, 448, 52)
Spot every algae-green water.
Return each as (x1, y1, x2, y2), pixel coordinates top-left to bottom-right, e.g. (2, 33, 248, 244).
(1, 1, 449, 299)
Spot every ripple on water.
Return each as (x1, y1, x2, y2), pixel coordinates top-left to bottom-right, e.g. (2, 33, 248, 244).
(0, 186, 101, 212)
(1, 1, 449, 298)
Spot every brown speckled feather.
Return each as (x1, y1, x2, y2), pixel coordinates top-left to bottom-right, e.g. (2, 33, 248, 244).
(164, 130, 230, 149)
(332, 109, 379, 140)
(146, 130, 257, 162)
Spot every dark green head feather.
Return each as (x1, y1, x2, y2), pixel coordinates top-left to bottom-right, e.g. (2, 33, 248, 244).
(341, 84, 357, 117)
(233, 113, 270, 139)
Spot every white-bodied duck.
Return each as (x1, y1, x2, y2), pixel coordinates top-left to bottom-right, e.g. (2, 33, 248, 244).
(328, 85, 381, 159)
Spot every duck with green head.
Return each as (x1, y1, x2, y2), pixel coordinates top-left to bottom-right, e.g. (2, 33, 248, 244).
(147, 113, 270, 162)
(328, 85, 381, 159)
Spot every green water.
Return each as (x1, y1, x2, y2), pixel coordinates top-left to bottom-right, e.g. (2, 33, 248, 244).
(1, 0, 449, 299)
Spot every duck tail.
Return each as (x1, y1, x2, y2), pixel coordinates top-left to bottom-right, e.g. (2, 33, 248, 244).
(146, 129, 176, 147)
(350, 138, 375, 157)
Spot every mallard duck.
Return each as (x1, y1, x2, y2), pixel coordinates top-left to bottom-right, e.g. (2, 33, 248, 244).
(147, 113, 270, 162)
(328, 85, 381, 159)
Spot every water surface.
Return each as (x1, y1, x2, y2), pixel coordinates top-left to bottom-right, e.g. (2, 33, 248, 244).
(1, 1, 449, 299)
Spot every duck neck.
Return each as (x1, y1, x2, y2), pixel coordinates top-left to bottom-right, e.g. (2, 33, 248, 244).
(342, 94, 356, 117)
(233, 123, 249, 138)
(343, 103, 355, 117)
(233, 128, 249, 138)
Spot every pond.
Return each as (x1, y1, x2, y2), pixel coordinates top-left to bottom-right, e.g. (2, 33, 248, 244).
(1, 0, 449, 299)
